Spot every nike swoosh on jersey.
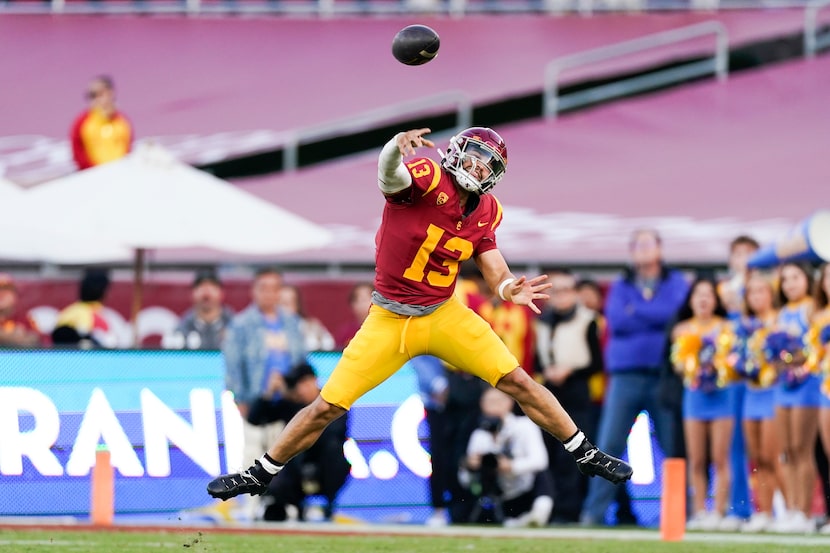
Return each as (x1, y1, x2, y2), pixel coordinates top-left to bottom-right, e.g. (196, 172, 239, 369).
(477, 221, 489, 227)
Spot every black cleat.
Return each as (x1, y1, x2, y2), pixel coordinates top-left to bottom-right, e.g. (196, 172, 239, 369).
(572, 441, 633, 485)
(207, 469, 267, 501)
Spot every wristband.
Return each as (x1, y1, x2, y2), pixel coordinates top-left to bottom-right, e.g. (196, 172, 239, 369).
(497, 278, 516, 301)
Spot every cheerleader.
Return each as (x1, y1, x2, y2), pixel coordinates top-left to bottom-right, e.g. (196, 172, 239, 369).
(671, 278, 737, 531)
(810, 263, 830, 534)
(734, 271, 785, 532)
(773, 262, 818, 533)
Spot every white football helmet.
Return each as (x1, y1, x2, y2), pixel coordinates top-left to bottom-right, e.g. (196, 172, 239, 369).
(441, 127, 508, 195)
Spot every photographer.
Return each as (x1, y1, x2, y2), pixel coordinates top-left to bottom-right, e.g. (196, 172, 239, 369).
(459, 388, 554, 527)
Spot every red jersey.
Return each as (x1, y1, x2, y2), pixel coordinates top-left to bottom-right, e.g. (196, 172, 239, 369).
(374, 157, 504, 307)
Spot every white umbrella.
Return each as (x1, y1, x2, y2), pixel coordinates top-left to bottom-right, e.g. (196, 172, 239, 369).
(28, 144, 333, 331)
(27, 143, 332, 254)
(0, 179, 131, 264)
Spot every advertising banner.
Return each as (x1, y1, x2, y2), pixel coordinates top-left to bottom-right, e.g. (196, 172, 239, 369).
(0, 350, 662, 525)
(0, 350, 430, 522)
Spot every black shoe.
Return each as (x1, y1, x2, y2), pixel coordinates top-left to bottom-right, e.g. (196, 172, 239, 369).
(207, 469, 267, 500)
(572, 440, 633, 485)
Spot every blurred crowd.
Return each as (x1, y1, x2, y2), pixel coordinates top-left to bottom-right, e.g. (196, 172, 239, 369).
(2, 228, 830, 533)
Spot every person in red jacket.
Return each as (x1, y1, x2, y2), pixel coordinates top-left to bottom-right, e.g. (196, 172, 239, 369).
(70, 75, 133, 170)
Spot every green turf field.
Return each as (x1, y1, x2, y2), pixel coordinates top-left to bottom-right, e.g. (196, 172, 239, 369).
(1, 529, 828, 553)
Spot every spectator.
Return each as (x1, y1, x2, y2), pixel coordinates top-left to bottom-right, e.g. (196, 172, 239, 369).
(70, 75, 133, 171)
(535, 269, 603, 523)
(670, 277, 738, 531)
(445, 370, 490, 523)
(279, 284, 335, 352)
(446, 267, 493, 524)
(251, 363, 350, 522)
(455, 261, 491, 315)
(580, 229, 689, 526)
(718, 235, 761, 317)
(461, 263, 536, 376)
(575, 277, 608, 443)
(410, 355, 452, 526)
(718, 235, 760, 524)
(459, 388, 553, 527)
(773, 262, 819, 533)
(576, 276, 634, 524)
(736, 270, 785, 533)
(51, 269, 114, 348)
(576, 278, 605, 315)
(163, 270, 234, 350)
(811, 263, 830, 534)
(0, 274, 41, 348)
(222, 267, 306, 519)
(334, 282, 373, 349)
(487, 295, 537, 377)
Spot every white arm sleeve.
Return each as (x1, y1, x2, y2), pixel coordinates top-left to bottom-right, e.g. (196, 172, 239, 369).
(377, 134, 412, 194)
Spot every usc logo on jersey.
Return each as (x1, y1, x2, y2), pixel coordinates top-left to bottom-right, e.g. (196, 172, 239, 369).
(436, 192, 448, 206)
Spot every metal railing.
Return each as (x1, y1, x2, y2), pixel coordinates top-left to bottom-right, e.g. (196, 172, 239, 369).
(804, 0, 830, 57)
(281, 91, 472, 171)
(543, 21, 729, 119)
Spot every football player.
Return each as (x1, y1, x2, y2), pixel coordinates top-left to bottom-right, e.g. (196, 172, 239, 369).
(208, 128, 632, 503)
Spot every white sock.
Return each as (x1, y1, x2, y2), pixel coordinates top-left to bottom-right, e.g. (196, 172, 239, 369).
(258, 453, 283, 475)
(563, 430, 586, 453)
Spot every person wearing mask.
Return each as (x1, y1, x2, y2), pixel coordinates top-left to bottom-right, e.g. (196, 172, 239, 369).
(459, 388, 554, 527)
(580, 229, 689, 526)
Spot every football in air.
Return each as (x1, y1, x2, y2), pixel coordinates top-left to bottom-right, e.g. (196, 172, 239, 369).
(391, 24, 440, 66)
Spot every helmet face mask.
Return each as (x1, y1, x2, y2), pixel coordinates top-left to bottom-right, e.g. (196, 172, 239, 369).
(442, 127, 507, 195)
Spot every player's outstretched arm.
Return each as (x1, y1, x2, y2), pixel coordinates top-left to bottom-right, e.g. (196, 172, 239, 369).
(377, 128, 435, 195)
(476, 249, 552, 315)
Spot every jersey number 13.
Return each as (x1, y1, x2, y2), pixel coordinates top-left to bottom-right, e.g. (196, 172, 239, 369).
(403, 223, 473, 288)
